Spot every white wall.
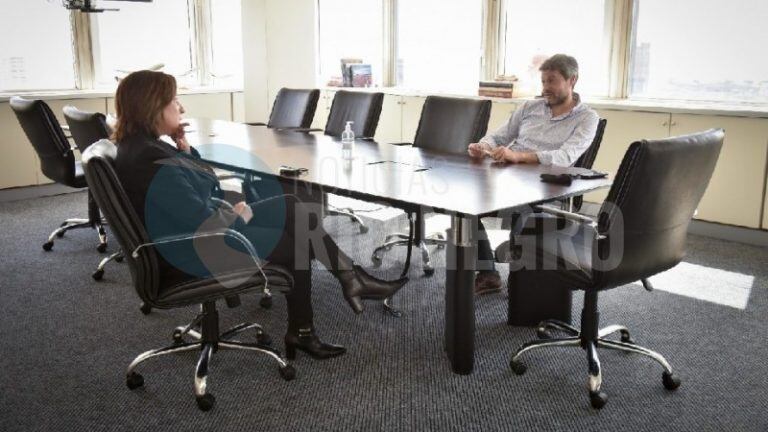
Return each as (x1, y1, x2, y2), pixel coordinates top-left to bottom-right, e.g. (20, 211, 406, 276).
(241, 0, 318, 122)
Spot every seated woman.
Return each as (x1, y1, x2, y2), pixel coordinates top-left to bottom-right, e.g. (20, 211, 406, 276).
(112, 70, 407, 360)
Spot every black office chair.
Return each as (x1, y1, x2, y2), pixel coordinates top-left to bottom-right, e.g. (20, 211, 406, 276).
(505, 129, 724, 409)
(317, 91, 385, 234)
(371, 95, 492, 276)
(63, 105, 125, 280)
(10, 96, 107, 253)
(81, 139, 296, 411)
(246, 88, 320, 129)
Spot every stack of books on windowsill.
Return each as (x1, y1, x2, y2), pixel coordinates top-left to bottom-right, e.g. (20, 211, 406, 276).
(478, 76, 517, 98)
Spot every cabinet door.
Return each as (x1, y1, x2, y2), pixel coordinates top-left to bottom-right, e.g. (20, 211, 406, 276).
(311, 90, 334, 130)
(374, 94, 403, 144)
(232, 92, 245, 123)
(400, 96, 426, 142)
(488, 101, 516, 133)
(40, 98, 108, 183)
(583, 110, 671, 204)
(177, 93, 232, 121)
(763, 176, 768, 230)
(670, 114, 768, 228)
(0, 102, 39, 189)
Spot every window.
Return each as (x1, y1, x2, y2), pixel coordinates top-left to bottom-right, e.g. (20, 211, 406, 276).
(90, 0, 194, 87)
(317, 0, 384, 87)
(629, 0, 768, 103)
(499, 0, 611, 97)
(396, 0, 481, 94)
(210, 0, 244, 88)
(0, 0, 76, 91)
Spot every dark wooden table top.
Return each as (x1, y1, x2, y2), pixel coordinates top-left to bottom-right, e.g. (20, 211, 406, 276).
(186, 118, 612, 217)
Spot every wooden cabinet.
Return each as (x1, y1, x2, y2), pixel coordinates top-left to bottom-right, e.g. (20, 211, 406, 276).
(584, 110, 671, 203)
(311, 90, 334, 130)
(232, 92, 245, 123)
(0, 102, 39, 189)
(400, 96, 426, 142)
(670, 114, 768, 228)
(488, 101, 516, 132)
(763, 176, 768, 230)
(374, 94, 403, 143)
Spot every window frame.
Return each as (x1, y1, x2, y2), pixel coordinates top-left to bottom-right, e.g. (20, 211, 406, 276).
(15, 0, 240, 92)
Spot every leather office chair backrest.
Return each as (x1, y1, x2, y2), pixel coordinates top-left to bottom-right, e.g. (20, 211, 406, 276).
(10, 96, 77, 187)
(63, 106, 112, 154)
(572, 118, 607, 212)
(323, 91, 384, 138)
(82, 140, 161, 302)
(594, 129, 724, 289)
(412, 96, 492, 154)
(267, 88, 321, 129)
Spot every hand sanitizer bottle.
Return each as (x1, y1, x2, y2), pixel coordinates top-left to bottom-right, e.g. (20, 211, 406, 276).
(341, 121, 355, 160)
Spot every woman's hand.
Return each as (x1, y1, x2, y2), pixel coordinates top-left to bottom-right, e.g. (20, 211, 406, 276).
(171, 122, 191, 153)
(233, 201, 253, 224)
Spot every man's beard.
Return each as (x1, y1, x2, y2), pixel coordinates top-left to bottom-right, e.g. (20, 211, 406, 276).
(544, 92, 568, 107)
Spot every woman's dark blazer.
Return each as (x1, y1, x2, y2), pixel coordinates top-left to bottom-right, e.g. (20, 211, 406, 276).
(114, 132, 245, 284)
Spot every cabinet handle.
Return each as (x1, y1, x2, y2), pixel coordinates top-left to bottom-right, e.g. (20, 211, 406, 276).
(662, 121, 668, 126)
(670, 121, 677, 126)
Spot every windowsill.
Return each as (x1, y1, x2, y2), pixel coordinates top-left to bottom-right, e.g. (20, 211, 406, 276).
(0, 87, 243, 103)
(321, 86, 768, 118)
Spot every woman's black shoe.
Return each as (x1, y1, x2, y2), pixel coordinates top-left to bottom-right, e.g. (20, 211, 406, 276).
(284, 328, 346, 360)
(339, 265, 408, 314)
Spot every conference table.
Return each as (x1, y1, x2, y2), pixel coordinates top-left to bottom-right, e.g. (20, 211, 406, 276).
(185, 118, 612, 375)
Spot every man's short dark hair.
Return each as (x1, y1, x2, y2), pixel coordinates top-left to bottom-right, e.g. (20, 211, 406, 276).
(539, 54, 579, 80)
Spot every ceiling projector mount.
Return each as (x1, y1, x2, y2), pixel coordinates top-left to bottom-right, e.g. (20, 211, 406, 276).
(62, 0, 152, 13)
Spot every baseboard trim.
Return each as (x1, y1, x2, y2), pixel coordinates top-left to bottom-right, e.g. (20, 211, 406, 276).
(580, 202, 768, 248)
(0, 184, 84, 203)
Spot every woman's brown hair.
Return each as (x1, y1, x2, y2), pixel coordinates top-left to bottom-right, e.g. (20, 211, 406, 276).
(111, 70, 177, 142)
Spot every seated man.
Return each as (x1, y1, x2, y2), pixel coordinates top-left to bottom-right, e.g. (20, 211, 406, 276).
(467, 53, 599, 294)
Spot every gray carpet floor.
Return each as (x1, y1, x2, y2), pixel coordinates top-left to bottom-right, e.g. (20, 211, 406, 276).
(1, 191, 767, 431)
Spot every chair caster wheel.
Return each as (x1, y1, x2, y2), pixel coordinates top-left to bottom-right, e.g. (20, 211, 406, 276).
(509, 360, 527, 375)
(97, 243, 108, 253)
(196, 393, 216, 411)
(140, 303, 152, 315)
(92, 269, 104, 281)
(589, 391, 608, 409)
(256, 331, 272, 346)
(423, 267, 435, 276)
(359, 225, 369, 234)
(56, 231, 65, 238)
(126, 372, 144, 390)
(42, 241, 54, 251)
(172, 329, 184, 344)
(371, 255, 382, 268)
(620, 331, 634, 344)
(279, 364, 296, 381)
(662, 371, 681, 390)
(536, 328, 552, 339)
(115, 255, 124, 263)
(259, 296, 273, 309)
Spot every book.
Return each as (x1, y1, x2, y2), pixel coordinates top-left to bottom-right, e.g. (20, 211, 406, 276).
(340, 58, 362, 87)
(349, 64, 373, 88)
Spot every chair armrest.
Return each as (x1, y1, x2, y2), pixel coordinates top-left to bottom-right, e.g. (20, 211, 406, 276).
(244, 122, 267, 126)
(533, 205, 605, 239)
(131, 228, 275, 293)
(209, 197, 235, 211)
(390, 142, 413, 146)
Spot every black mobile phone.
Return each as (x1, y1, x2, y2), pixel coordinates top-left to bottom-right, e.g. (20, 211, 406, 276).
(279, 165, 308, 176)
